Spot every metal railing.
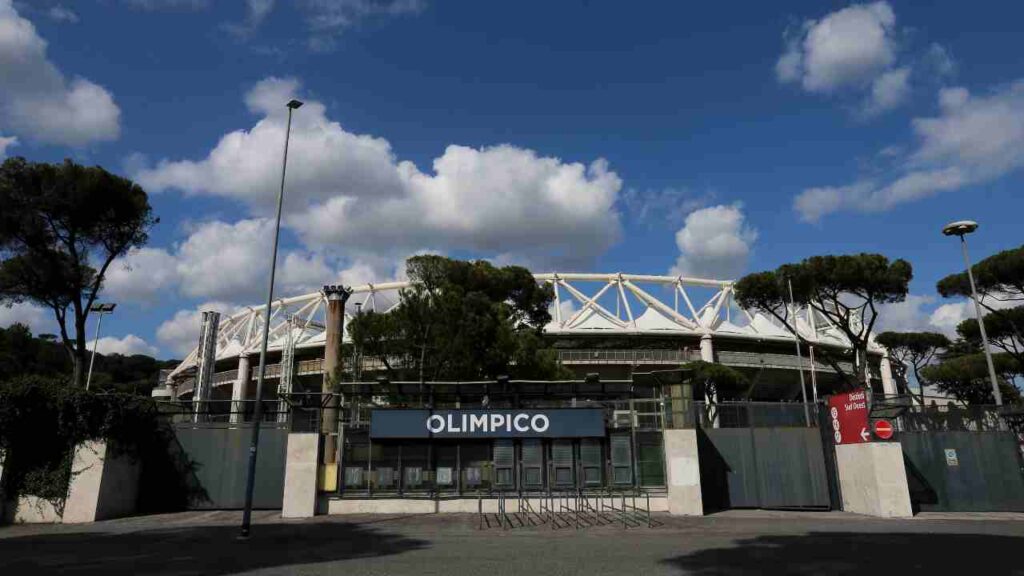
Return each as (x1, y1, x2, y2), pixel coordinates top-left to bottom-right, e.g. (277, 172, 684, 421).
(899, 404, 1009, 432)
(557, 349, 699, 365)
(157, 399, 290, 427)
(478, 489, 658, 530)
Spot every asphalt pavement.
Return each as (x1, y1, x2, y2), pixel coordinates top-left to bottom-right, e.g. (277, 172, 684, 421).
(2, 509, 1024, 575)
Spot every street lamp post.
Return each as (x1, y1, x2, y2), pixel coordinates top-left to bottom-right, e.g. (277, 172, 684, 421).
(942, 220, 1003, 406)
(85, 302, 117, 391)
(240, 98, 303, 538)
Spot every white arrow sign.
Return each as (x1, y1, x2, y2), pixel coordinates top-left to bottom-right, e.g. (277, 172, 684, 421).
(860, 427, 870, 442)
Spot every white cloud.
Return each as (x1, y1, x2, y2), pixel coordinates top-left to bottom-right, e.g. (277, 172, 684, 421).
(877, 292, 1019, 339)
(779, 2, 896, 92)
(875, 293, 964, 336)
(47, 6, 78, 23)
(172, 218, 348, 302)
(621, 187, 712, 226)
(926, 43, 956, 77)
(301, 0, 424, 51)
(776, 2, 913, 115)
(669, 204, 757, 281)
(928, 302, 969, 336)
(102, 247, 180, 303)
(877, 294, 935, 333)
(0, 133, 16, 158)
(224, 0, 275, 37)
(0, 301, 52, 334)
(94, 334, 159, 356)
(795, 80, 1024, 221)
(865, 67, 910, 115)
(156, 301, 235, 357)
(0, 0, 120, 146)
(135, 77, 623, 268)
(100, 213, 415, 307)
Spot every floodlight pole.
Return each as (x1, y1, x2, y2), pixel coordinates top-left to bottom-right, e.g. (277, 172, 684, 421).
(787, 278, 810, 426)
(86, 303, 116, 391)
(946, 225, 1003, 406)
(240, 99, 303, 538)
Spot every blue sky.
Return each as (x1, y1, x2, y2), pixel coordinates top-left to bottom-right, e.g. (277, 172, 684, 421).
(1, 0, 1022, 359)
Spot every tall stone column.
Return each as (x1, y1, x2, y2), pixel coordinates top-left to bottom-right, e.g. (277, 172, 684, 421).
(699, 334, 714, 362)
(322, 285, 351, 469)
(880, 351, 897, 396)
(193, 311, 220, 422)
(230, 354, 251, 424)
(699, 334, 718, 428)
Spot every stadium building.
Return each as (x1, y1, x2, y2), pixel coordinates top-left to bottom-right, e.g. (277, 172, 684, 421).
(159, 272, 900, 514)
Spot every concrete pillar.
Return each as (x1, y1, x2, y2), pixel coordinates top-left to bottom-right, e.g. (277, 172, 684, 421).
(699, 335, 718, 427)
(699, 334, 714, 362)
(193, 311, 220, 421)
(0, 450, 5, 521)
(835, 442, 913, 518)
(663, 429, 703, 516)
(282, 433, 320, 518)
(230, 354, 251, 424)
(63, 440, 140, 523)
(322, 286, 351, 477)
(880, 351, 897, 395)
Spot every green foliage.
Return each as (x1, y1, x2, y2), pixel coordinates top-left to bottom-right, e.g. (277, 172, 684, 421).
(0, 157, 157, 386)
(957, 305, 1024, 369)
(937, 244, 1024, 307)
(685, 360, 747, 393)
(876, 331, 952, 353)
(0, 323, 175, 394)
(920, 353, 1022, 405)
(734, 254, 913, 386)
(876, 331, 951, 402)
(0, 376, 204, 512)
(349, 255, 570, 382)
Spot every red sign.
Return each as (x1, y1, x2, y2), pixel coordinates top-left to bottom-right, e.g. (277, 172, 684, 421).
(873, 419, 894, 440)
(827, 390, 870, 445)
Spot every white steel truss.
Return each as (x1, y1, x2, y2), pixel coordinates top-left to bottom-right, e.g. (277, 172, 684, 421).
(168, 273, 870, 379)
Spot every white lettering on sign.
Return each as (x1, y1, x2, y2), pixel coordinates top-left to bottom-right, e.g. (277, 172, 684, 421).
(426, 413, 552, 434)
(427, 415, 445, 433)
(531, 414, 550, 433)
(513, 414, 529, 432)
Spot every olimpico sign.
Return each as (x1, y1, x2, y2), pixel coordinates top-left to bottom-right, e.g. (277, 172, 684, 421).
(427, 412, 550, 434)
(370, 409, 605, 439)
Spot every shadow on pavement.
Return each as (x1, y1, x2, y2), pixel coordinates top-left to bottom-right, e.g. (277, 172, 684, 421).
(0, 519, 428, 575)
(661, 532, 1024, 575)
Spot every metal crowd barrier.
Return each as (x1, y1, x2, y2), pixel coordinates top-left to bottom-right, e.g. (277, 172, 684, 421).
(478, 490, 659, 531)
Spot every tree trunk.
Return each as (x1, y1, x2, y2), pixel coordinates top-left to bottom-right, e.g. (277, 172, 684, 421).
(856, 345, 870, 389)
(912, 366, 927, 407)
(72, 316, 88, 387)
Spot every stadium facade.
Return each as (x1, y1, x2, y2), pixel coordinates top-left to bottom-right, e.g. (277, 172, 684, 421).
(159, 272, 900, 513)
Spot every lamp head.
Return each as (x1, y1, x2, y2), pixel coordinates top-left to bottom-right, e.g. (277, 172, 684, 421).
(286, 99, 304, 110)
(942, 220, 978, 237)
(90, 302, 116, 313)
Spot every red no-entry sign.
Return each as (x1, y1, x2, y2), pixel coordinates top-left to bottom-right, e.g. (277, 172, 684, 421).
(873, 419, 894, 440)
(827, 390, 870, 445)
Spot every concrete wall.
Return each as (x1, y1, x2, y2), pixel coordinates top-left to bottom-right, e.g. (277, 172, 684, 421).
(11, 496, 62, 524)
(4, 440, 140, 525)
(63, 440, 140, 523)
(663, 429, 704, 516)
(835, 442, 913, 518)
(281, 433, 320, 518)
